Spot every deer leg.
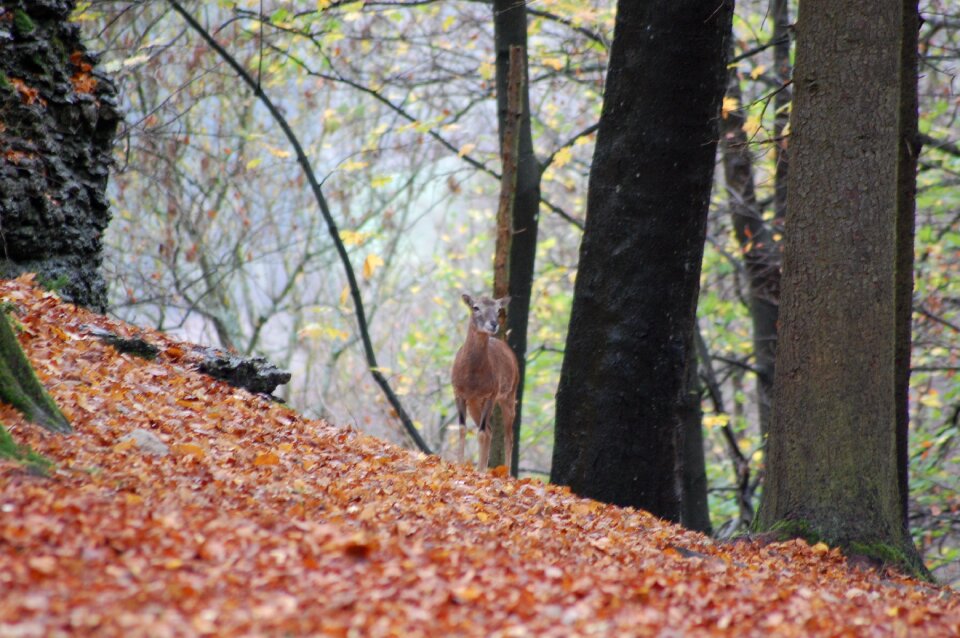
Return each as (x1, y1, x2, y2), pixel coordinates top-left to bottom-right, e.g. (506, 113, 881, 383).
(477, 398, 495, 470)
(477, 427, 492, 472)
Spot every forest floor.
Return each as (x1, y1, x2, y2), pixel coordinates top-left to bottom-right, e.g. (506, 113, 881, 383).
(0, 275, 958, 637)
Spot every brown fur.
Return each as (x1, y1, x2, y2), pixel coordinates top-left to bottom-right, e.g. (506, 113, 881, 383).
(451, 294, 519, 471)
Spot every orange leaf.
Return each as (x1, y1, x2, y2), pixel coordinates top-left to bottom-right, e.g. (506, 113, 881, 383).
(172, 443, 205, 458)
(253, 451, 280, 466)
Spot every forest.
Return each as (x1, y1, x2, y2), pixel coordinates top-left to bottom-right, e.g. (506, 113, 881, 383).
(0, 0, 959, 628)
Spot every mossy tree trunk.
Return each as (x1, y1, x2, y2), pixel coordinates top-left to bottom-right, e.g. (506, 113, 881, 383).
(0, 310, 69, 433)
(756, 0, 923, 574)
(0, 0, 120, 311)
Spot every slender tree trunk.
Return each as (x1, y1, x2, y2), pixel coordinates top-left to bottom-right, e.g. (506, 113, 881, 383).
(719, 39, 781, 444)
(0, 0, 120, 311)
(894, 0, 920, 534)
(551, 0, 732, 519)
(771, 0, 792, 222)
(756, 0, 924, 574)
(489, 45, 523, 472)
(491, 0, 540, 476)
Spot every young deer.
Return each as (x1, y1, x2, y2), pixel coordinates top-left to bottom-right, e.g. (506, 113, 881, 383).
(451, 293, 519, 471)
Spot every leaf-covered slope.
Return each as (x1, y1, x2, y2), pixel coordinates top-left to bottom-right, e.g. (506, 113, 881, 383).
(0, 276, 957, 637)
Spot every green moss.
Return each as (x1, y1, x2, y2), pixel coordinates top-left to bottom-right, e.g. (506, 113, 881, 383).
(758, 518, 933, 582)
(37, 274, 70, 294)
(0, 423, 52, 475)
(0, 310, 71, 433)
(0, 71, 11, 92)
(848, 541, 932, 581)
(50, 35, 66, 60)
(13, 9, 36, 37)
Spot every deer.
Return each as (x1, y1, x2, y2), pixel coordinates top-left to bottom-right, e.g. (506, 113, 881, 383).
(451, 293, 519, 472)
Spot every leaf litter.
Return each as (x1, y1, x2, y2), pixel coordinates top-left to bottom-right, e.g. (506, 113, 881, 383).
(0, 275, 957, 637)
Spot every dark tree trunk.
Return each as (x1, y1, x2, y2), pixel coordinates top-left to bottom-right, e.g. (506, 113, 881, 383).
(489, 0, 540, 476)
(0, 0, 119, 312)
(756, 0, 924, 575)
(681, 347, 711, 533)
(551, 0, 733, 519)
(894, 0, 919, 535)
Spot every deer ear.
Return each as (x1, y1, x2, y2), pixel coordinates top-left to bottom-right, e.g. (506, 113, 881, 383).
(497, 296, 511, 310)
(461, 293, 473, 307)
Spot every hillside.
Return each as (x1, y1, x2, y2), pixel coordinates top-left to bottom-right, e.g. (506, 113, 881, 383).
(0, 275, 957, 637)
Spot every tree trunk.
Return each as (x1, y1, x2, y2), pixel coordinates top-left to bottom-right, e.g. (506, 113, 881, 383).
(771, 0, 792, 222)
(681, 346, 711, 533)
(756, 0, 924, 574)
(0, 309, 70, 433)
(894, 0, 919, 535)
(551, 0, 733, 519)
(719, 38, 781, 444)
(0, 0, 120, 311)
(490, 0, 540, 476)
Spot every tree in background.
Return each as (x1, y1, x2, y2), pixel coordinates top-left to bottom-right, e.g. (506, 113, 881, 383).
(0, 0, 120, 311)
(551, 0, 733, 520)
(486, 0, 541, 475)
(756, 0, 924, 574)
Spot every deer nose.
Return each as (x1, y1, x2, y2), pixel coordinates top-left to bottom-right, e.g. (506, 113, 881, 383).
(487, 321, 498, 333)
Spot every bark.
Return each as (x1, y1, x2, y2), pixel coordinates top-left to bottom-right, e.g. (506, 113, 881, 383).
(681, 346, 711, 533)
(771, 0, 792, 222)
(0, 0, 120, 311)
(551, 0, 733, 519)
(719, 39, 781, 442)
(492, 0, 541, 477)
(0, 309, 69, 433)
(488, 44, 523, 473)
(756, 0, 924, 573)
(895, 0, 919, 534)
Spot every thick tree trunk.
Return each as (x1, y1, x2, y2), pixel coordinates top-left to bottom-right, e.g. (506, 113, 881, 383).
(0, 0, 119, 312)
(551, 0, 732, 519)
(489, 0, 540, 476)
(756, 0, 923, 574)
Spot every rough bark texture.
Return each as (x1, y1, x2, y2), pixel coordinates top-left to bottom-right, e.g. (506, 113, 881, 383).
(756, 0, 923, 572)
(491, 0, 540, 476)
(0, 0, 119, 312)
(551, 0, 733, 519)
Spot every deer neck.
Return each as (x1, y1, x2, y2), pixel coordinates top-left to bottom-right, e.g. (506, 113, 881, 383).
(463, 323, 494, 370)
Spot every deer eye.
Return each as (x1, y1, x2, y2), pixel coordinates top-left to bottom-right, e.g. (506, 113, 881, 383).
(472, 306, 480, 312)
